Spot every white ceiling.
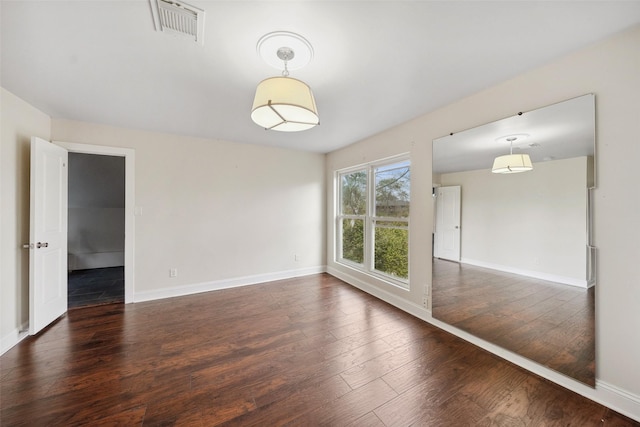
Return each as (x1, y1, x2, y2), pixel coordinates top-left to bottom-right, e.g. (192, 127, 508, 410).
(2, 1, 639, 153)
(433, 94, 595, 175)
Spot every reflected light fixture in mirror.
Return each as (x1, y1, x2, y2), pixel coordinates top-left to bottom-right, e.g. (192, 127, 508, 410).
(251, 32, 319, 132)
(492, 135, 533, 173)
(432, 93, 596, 386)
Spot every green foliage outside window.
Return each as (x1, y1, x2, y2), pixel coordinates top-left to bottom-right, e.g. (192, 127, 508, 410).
(339, 160, 410, 283)
(342, 219, 364, 264)
(341, 171, 367, 215)
(375, 165, 410, 218)
(374, 226, 408, 279)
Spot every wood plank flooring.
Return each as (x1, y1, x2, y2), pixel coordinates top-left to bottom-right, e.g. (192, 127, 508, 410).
(432, 258, 595, 386)
(68, 266, 125, 308)
(2, 273, 636, 426)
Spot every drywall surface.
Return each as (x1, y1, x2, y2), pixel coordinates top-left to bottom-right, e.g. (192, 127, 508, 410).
(327, 25, 640, 413)
(1, 88, 51, 351)
(52, 120, 326, 296)
(440, 157, 588, 284)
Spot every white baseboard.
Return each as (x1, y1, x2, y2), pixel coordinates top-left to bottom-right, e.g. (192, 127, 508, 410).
(1, 322, 29, 356)
(326, 266, 431, 321)
(326, 268, 640, 422)
(595, 380, 640, 421)
(460, 257, 588, 288)
(133, 265, 326, 303)
(425, 316, 640, 422)
(69, 251, 125, 271)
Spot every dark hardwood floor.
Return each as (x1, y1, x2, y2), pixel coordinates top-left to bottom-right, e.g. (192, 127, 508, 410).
(68, 266, 125, 308)
(432, 258, 595, 386)
(1, 273, 636, 426)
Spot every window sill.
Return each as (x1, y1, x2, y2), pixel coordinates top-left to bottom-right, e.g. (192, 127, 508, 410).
(335, 259, 410, 291)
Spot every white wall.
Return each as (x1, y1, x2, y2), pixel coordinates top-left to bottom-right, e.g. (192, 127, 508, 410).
(1, 88, 51, 352)
(440, 156, 589, 285)
(51, 119, 326, 300)
(327, 25, 640, 419)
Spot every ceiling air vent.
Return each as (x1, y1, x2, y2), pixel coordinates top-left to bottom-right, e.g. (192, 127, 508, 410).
(149, 0, 205, 45)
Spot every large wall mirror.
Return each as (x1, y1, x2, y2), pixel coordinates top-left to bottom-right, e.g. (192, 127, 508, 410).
(431, 94, 596, 386)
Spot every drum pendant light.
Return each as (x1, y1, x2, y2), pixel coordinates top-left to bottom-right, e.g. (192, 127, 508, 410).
(251, 33, 319, 132)
(492, 136, 533, 174)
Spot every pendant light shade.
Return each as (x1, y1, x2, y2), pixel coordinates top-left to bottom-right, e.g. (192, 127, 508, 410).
(492, 153, 533, 174)
(492, 135, 533, 174)
(251, 76, 319, 132)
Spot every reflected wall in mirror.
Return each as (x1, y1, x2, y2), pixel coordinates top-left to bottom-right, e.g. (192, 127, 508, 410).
(431, 94, 596, 386)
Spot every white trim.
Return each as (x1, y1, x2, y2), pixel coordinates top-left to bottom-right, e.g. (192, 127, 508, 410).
(327, 271, 640, 422)
(425, 317, 640, 421)
(460, 257, 588, 288)
(335, 155, 411, 288)
(595, 380, 640, 420)
(133, 266, 326, 303)
(54, 141, 136, 303)
(1, 322, 29, 356)
(327, 266, 429, 321)
(68, 251, 124, 270)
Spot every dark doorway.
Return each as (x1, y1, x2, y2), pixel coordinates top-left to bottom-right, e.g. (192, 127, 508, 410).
(67, 153, 125, 308)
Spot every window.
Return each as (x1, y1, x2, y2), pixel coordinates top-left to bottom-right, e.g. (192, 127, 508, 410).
(337, 157, 410, 285)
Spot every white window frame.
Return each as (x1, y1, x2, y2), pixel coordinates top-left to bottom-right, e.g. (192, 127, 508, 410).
(336, 154, 410, 288)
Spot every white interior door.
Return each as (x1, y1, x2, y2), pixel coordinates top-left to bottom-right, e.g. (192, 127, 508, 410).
(29, 137, 68, 335)
(434, 185, 461, 262)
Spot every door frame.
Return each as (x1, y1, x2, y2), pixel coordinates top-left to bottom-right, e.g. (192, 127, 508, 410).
(56, 142, 135, 303)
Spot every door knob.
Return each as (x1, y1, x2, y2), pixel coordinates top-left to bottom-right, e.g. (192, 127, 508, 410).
(36, 242, 49, 248)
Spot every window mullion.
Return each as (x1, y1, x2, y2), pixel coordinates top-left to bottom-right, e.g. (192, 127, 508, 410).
(366, 165, 374, 273)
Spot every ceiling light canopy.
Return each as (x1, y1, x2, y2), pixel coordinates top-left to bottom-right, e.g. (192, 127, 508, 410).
(492, 135, 533, 174)
(256, 31, 313, 71)
(251, 32, 319, 132)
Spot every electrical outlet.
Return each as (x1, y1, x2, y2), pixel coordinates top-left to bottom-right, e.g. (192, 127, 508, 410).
(170, 268, 178, 278)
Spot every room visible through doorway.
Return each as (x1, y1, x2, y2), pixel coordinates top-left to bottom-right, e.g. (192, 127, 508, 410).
(67, 152, 125, 308)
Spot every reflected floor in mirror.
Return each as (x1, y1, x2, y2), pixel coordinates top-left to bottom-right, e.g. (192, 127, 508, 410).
(432, 258, 595, 386)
